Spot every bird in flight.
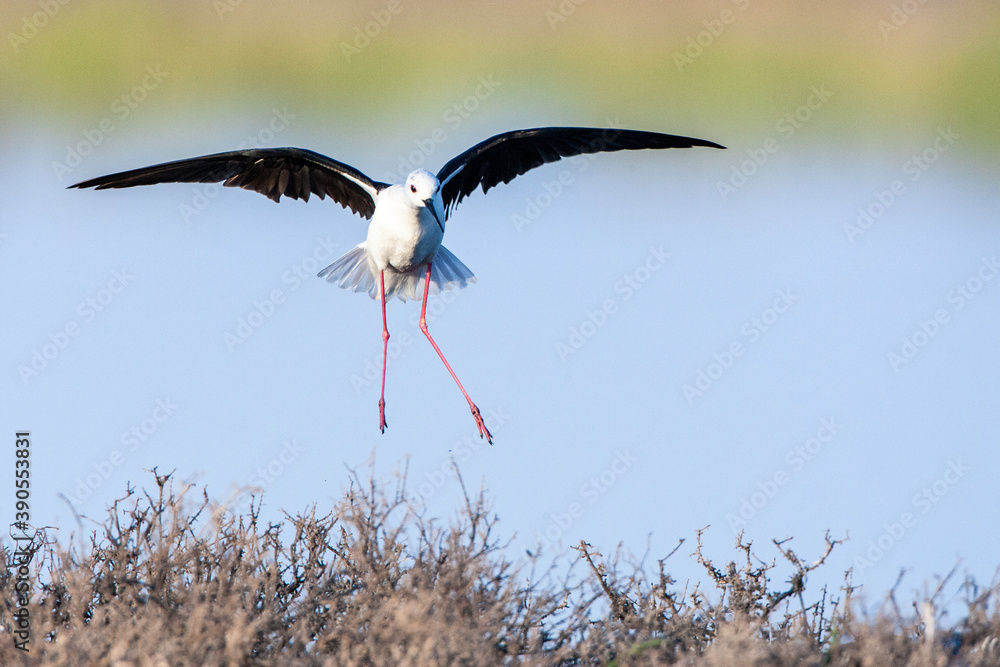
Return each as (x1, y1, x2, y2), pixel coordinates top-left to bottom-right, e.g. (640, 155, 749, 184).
(71, 126, 724, 443)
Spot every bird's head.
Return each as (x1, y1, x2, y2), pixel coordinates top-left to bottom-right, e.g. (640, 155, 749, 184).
(405, 169, 444, 231)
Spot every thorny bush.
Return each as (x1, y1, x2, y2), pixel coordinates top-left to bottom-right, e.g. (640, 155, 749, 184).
(1, 467, 998, 665)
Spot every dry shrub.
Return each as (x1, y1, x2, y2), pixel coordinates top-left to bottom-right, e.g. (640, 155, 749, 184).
(1, 466, 997, 666)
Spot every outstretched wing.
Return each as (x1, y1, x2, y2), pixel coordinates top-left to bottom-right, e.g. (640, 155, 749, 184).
(437, 127, 724, 218)
(70, 147, 389, 219)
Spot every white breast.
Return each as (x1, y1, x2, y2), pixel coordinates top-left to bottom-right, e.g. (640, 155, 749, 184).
(365, 185, 444, 273)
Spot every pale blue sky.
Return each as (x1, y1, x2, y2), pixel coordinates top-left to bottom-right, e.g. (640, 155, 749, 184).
(3, 91, 999, 617)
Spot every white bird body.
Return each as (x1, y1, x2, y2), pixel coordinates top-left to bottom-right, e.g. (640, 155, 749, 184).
(319, 168, 475, 302)
(71, 126, 724, 442)
(367, 184, 443, 273)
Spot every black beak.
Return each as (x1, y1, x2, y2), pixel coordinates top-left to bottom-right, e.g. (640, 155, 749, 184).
(425, 199, 444, 232)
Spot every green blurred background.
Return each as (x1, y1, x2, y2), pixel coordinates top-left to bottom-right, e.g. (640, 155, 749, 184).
(3, 0, 998, 153)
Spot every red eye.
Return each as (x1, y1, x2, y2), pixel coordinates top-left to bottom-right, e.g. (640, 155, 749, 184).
(410, 184, 417, 193)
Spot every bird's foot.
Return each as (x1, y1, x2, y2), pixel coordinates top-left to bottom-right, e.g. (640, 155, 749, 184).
(378, 398, 387, 433)
(470, 404, 493, 444)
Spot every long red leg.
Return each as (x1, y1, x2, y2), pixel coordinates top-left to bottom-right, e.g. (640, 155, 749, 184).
(419, 262, 493, 443)
(378, 270, 389, 433)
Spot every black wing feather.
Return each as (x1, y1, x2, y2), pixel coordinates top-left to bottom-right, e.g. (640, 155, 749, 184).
(70, 147, 389, 219)
(437, 127, 724, 217)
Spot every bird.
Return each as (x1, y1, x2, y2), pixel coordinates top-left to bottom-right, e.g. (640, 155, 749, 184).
(70, 126, 725, 443)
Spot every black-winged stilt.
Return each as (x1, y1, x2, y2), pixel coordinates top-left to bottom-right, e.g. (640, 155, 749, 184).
(71, 126, 724, 443)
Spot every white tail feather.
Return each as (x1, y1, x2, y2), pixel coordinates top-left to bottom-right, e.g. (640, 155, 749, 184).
(318, 244, 476, 302)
